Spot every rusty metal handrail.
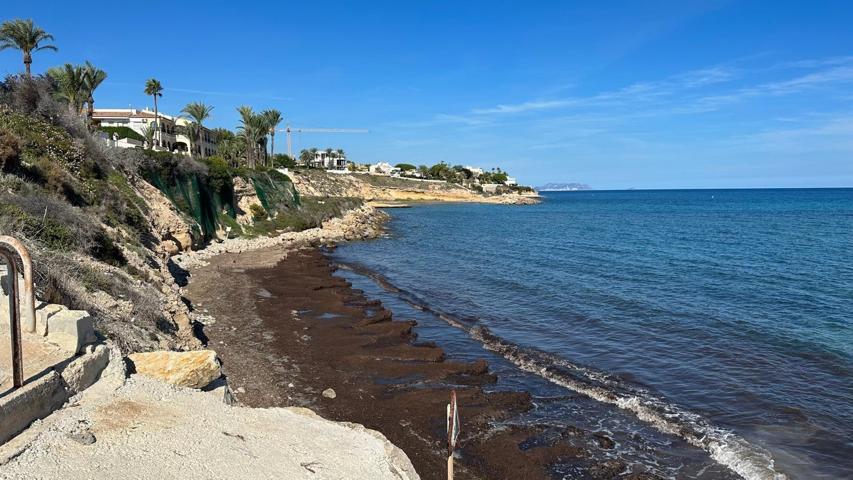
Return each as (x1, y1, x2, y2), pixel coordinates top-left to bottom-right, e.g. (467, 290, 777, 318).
(0, 236, 36, 389)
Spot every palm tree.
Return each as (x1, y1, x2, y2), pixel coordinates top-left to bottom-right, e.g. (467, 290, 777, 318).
(140, 125, 155, 150)
(309, 147, 319, 168)
(299, 149, 313, 166)
(82, 61, 107, 123)
(144, 78, 163, 146)
(237, 105, 257, 167)
(261, 109, 283, 159)
(181, 102, 213, 157)
(47, 64, 87, 113)
(180, 122, 198, 155)
(0, 19, 57, 76)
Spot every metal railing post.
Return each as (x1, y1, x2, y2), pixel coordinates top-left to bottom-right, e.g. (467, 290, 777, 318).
(0, 236, 35, 390)
(0, 250, 23, 388)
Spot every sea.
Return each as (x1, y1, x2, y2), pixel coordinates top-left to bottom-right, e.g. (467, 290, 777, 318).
(329, 188, 853, 480)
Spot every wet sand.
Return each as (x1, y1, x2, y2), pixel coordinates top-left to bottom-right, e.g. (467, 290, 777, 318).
(184, 246, 659, 479)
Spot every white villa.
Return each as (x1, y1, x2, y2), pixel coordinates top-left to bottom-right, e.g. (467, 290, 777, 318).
(368, 162, 394, 175)
(504, 176, 518, 186)
(92, 108, 218, 157)
(304, 150, 347, 170)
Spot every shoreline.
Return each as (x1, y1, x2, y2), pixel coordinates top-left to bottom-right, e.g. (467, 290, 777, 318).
(184, 246, 639, 479)
(175, 203, 686, 479)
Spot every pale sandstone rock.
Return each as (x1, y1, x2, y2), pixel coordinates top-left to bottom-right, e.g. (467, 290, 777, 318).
(46, 310, 96, 354)
(35, 304, 66, 336)
(127, 350, 221, 389)
(133, 178, 196, 253)
(60, 344, 110, 395)
(233, 177, 263, 226)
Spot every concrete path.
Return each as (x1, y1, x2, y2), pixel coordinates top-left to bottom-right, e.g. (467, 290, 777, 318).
(0, 374, 419, 480)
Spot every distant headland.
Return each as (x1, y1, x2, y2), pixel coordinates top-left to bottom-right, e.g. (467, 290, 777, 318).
(537, 182, 591, 191)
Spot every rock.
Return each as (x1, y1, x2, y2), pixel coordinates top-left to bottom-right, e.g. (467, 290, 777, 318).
(35, 303, 66, 336)
(172, 312, 192, 331)
(128, 350, 222, 389)
(69, 431, 96, 445)
(161, 240, 180, 256)
(46, 310, 96, 354)
(61, 344, 110, 395)
(322, 388, 337, 399)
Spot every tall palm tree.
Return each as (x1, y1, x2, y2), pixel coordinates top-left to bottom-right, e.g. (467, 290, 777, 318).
(47, 63, 86, 113)
(0, 19, 57, 76)
(181, 102, 213, 157)
(261, 109, 283, 160)
(237, 105, 257, 167)
(82, 61, 107, 123)
(144, 78, 163, 146)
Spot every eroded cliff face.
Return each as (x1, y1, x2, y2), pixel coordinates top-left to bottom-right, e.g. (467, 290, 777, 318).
(132, 178, 197, 255)
(232, 176, 263, 226)
(289, 170, 540, 204)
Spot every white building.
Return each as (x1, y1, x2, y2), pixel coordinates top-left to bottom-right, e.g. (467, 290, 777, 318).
(504, 176, 518, 186)
(369, 162, 394, 175)
(92, 108, 217, 157)
(306, 150, 347, 170)
(464, 166, 485, 177)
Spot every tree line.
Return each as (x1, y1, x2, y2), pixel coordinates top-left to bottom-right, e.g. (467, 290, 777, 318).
(1, 18, 286, 170)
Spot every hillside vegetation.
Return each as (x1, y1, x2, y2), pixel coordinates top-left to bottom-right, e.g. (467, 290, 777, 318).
(0, 75, 354, 353)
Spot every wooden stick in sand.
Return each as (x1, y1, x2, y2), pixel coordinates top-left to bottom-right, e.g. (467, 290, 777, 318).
(447, 389, 460, 480)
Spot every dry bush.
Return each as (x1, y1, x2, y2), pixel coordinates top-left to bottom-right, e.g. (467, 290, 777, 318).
(0, 127, 21, 172)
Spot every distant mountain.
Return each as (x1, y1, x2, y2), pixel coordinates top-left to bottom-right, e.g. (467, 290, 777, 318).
(536, 182, 591, 191)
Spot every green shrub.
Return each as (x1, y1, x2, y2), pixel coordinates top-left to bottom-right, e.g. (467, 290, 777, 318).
(99, 126, 145, 142)
(272, 154, 296, 168)
(249, 203, 267, 221)
(0, 203, 77, 251)
(0, 106, 86, 171)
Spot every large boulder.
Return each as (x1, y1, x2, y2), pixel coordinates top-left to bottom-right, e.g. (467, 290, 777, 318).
(127, 350, 221, 389)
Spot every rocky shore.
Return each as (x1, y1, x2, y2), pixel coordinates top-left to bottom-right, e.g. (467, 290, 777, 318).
(173, 204, 388, 269)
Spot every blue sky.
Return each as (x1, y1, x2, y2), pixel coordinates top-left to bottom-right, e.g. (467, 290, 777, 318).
(2, 1, 853, 189)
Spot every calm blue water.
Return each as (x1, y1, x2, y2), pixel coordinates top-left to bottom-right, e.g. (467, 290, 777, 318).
(331, 189, 853, 480)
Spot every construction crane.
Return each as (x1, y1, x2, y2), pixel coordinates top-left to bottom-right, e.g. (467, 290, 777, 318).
(277, 125, 369, 159)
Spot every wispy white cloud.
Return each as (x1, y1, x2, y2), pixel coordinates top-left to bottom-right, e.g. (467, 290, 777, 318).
(103, 81, 291, 101)
(690, 65, 853, 111)
(721, 115, 853, 152)
(429, 57, 853, 127)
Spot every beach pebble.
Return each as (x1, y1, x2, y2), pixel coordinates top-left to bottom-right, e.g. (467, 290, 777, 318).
(70, 431, 96, 445)
(322, 388, 337, 399)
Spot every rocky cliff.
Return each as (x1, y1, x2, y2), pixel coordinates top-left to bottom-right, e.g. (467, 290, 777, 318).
(290, 169, 541, 204)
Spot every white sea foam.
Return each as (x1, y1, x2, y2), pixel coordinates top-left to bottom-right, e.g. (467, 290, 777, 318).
(337, 261, 787, 480)
(469, 326, 787, 480)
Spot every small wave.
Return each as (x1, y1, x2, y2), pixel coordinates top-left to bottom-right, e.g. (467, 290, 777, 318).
(333, 259, 787, 480)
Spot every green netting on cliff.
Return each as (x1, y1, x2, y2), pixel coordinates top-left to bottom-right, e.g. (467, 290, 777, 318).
(248, 170, 300, 212)
(144, 170, 235, 243)
(143, 166, 300, 243)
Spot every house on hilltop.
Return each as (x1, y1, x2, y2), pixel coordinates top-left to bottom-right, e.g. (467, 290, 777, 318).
(92, 108, 218, 157)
